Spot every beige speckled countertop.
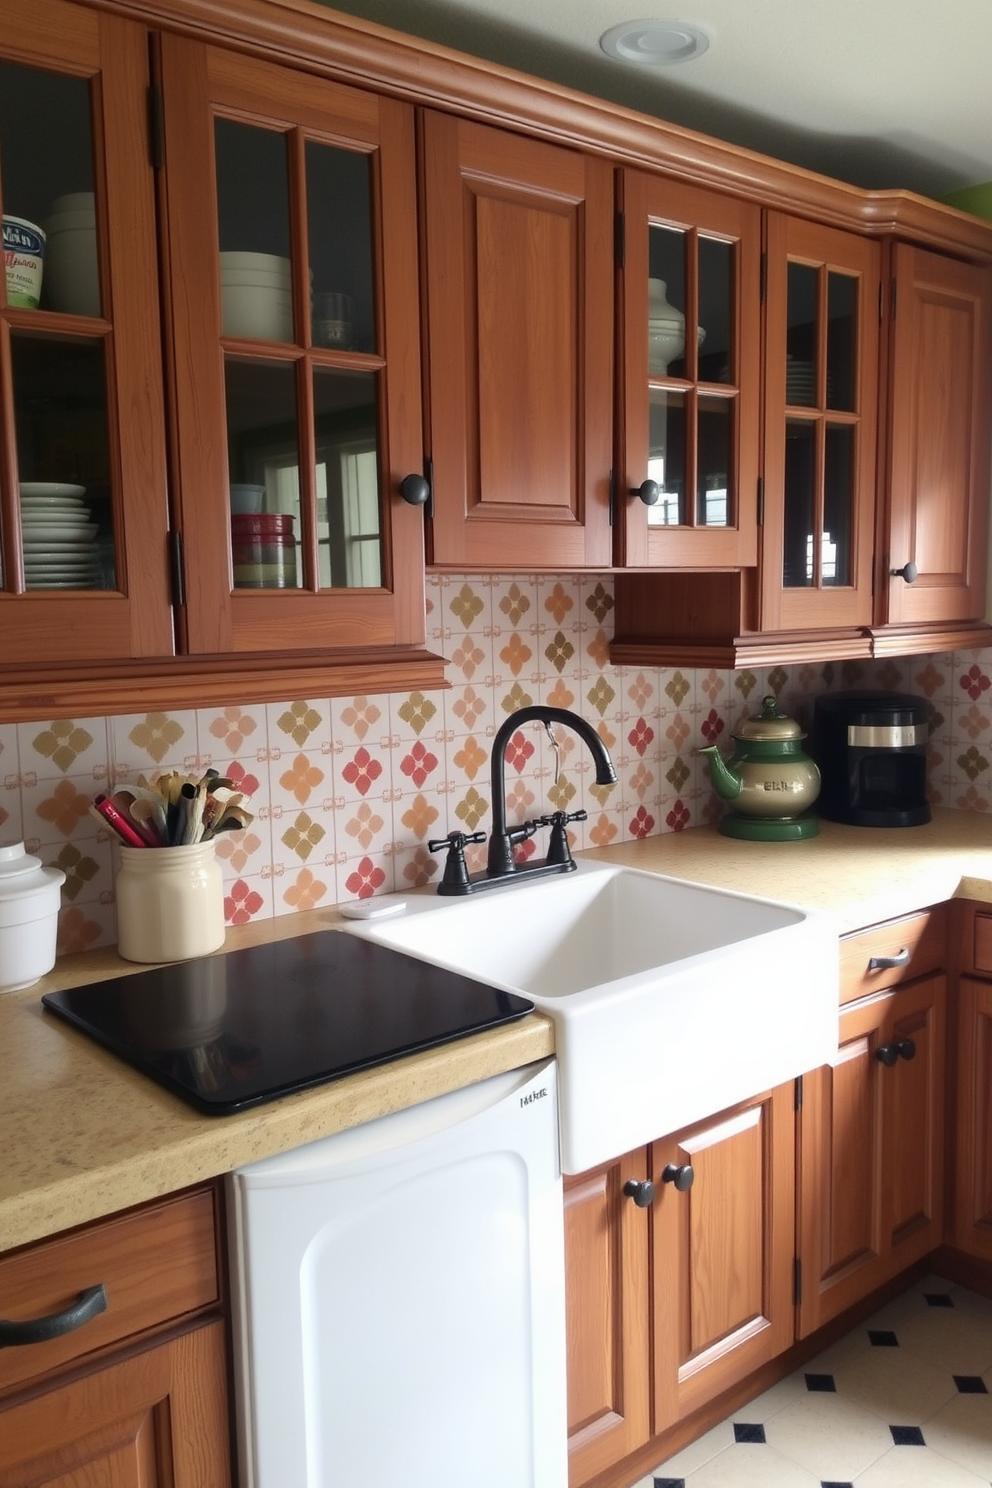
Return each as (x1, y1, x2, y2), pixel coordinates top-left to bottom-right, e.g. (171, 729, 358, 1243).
(3, 806, 992, 1255)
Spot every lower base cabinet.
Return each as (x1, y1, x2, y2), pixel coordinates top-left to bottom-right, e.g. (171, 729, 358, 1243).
(564, 1083, 794, 1488)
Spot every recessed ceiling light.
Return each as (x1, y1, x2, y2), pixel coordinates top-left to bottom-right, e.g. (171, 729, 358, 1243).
(600, 18, 711, 66)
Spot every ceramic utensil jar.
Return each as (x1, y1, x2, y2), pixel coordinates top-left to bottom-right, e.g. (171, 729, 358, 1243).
(115, 841, 225, 963)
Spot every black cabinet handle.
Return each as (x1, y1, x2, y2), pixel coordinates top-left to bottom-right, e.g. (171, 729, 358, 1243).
(629, 479, 661, 506)
(661, 1162, 695, 1192)
(623, 1178, 656, 1208)
(868, 947, 911, 972)
(0, 1284, 107, 1348)
(875, 1038, 917, 1067)
(399, 473, 430, 507)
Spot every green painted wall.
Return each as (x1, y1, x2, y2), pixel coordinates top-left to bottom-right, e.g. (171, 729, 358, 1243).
(941, 182, 992, 220)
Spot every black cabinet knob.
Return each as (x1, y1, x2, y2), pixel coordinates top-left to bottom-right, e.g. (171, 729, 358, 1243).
(891, 560, 919, 583)
(623, 1178, 656, 1208)
(661, 1162, 694, 1192)
(875, 1037, 917, 1067)
(629, 479, 661, 506)
(399, 473, 431, 507)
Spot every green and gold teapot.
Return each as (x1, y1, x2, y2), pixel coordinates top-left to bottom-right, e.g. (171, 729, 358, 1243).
(697, 696, 820, 840)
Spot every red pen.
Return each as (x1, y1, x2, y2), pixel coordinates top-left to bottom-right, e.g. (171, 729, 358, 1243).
(92, 793, 148, 848)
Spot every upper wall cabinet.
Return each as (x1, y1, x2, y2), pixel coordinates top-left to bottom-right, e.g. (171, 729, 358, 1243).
(873, 244, 992, 651)
(157, 35, 428, 656)
(420, 111, 614, 570)
(760, 213, 881, 635)
(0, 0, 173, 666)
(617, 172, 761, 571)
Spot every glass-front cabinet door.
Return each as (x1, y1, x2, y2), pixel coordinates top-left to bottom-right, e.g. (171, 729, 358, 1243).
(0, 0, 172, 664)
(762, 214, 880, 634)
(618, 173, 761, 569)
(158, 36, 425, 655)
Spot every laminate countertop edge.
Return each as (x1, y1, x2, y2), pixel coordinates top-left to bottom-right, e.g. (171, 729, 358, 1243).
(3, 807, 991, 1253)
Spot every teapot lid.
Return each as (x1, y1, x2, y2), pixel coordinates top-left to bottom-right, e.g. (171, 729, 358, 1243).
(733, 695, 806, 742)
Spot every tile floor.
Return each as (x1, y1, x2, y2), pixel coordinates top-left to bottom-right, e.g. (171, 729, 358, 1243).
(636, 1275, 992, 1487)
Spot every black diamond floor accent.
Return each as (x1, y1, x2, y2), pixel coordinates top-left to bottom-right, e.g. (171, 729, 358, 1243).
(733, 1422, 766, 1444)
(821, 1481, 855, 1488)
(654, 1480, 685, 1488)
(805, 1372, 837, 1392)
(868, 1329, 899, 1346)
(954, 1375, 989, 1393)
(924, 1291, 954, 1307)
(890, 1425, 926, 1446)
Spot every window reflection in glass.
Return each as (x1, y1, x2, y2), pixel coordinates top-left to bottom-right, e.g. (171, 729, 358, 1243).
(697, 395, 733, 528)
(826, 273, 857, 412)
(786, 262, 818, 407)
(698, 236, 732, 385)
(823, 423, 854, 585)
(313, 368, 381, 588)
(647, 388, 685, 526)
(783, 418, 815, 587)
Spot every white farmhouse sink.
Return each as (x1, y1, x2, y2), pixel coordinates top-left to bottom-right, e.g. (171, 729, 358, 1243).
(348, 863, 838, 1173)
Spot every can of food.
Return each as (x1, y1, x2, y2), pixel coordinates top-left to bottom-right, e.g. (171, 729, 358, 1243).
(3, 216, 46, 308)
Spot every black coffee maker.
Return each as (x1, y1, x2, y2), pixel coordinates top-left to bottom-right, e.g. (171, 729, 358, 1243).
(812, 691, 931, 827)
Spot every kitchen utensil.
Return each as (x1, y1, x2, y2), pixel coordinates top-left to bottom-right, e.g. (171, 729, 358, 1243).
(0, 841, 65, 992)
(697, 695, 821, 840)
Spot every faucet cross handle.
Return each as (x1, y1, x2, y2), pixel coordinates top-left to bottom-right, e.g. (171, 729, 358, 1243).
(428, 830, 487, 896)
(538, 809, 587, 868)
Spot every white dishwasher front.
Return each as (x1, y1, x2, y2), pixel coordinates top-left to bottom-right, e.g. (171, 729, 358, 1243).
(227, 1056, 567, 1488)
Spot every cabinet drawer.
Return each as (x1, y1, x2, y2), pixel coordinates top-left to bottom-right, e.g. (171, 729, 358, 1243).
(839, 907, 946, 1005)
(0, 1187, 219, 1397)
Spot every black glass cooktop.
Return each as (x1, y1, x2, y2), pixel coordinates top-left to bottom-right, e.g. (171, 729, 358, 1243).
(42, 931, 533, 1115)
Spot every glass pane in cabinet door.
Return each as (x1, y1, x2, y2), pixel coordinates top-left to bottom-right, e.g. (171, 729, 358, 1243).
(646, 389, 685, 526)
(0, 63, 100, 318)
(786, 262, 818, 407)
(696, 395, 733, 528)
(225, 357, 301, 590)
(313, 367, 381, 588)
(823, 423, 854, 585)
(215, 120, 293, 345)
(698, 236, 733, 385)
(647, 225, 687, 378)
(783, 419, 815, 587)
(10, 331, 114, 590)
(826, 272, 857, 412)
(305, 142, 374, 355)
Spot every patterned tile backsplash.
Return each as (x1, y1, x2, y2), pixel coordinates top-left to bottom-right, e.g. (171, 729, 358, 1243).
(3, 572, 992, 954)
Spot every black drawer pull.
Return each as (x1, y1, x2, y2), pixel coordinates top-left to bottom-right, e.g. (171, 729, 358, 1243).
(868, 947, 911, 972)
(0, 1284, 107, 1348)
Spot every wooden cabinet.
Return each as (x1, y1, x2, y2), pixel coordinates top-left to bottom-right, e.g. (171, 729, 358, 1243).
(872, 244, 992, 654)
(616, 172, 761, 570)
(797, 910, 946, 1336)
(949, 903, 992, 1263)
(0, 1186, 231, 1487)
(564, 1085, 793, 1488)
(651, 1084, 795, 1431)
(0, 0, 173, 667)
(564, 1151, 651, 1487)
(420, 110, 614, 570)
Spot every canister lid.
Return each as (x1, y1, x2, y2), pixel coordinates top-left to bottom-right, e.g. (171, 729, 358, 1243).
(0, 841, 65, 899)
(733, 695, 805, 742)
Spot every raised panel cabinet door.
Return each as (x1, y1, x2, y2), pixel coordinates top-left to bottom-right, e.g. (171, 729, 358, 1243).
(762, 214, 880, 634)
(879, 971, 945, 1270)
(953, 976, 992, 1262)
(618, 171, 761, 569)
(158, 35, 426, 655)
(0, 1322, 231, 1488)
(651, 1084, 794, 1432)
(0, 0, 173, 664)
(881, 245, 992, 629)
(421, 111, 613, 570)
(563, 1151, 651, 1488)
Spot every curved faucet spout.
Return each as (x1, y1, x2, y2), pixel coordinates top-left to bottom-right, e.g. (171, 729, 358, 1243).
(487, 706, 618, 878)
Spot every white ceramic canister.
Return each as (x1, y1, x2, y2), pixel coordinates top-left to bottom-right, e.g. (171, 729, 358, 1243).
(0, 842, 65, 992)
(2, 216, 46, 308)
(44, 192, 99, 316)
(115, 841, 225, 964)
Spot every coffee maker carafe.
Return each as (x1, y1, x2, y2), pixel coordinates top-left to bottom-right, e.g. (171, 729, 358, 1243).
(812, 691, 930, 827)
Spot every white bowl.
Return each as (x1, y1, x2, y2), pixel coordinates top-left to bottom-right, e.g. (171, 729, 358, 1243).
(230, 483, 266, 513)
(219, 251, 291, 276)
(221, 283, 293, 341)
(220, 268, 293, 291)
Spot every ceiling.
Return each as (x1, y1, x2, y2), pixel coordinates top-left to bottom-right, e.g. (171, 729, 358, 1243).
(319, 0, 992, 200)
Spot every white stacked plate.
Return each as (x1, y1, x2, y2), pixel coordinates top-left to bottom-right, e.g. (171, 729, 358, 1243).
(19, 483, 102, 588)
(786, 357, 815, 403)
(219, 252, 293, 341)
